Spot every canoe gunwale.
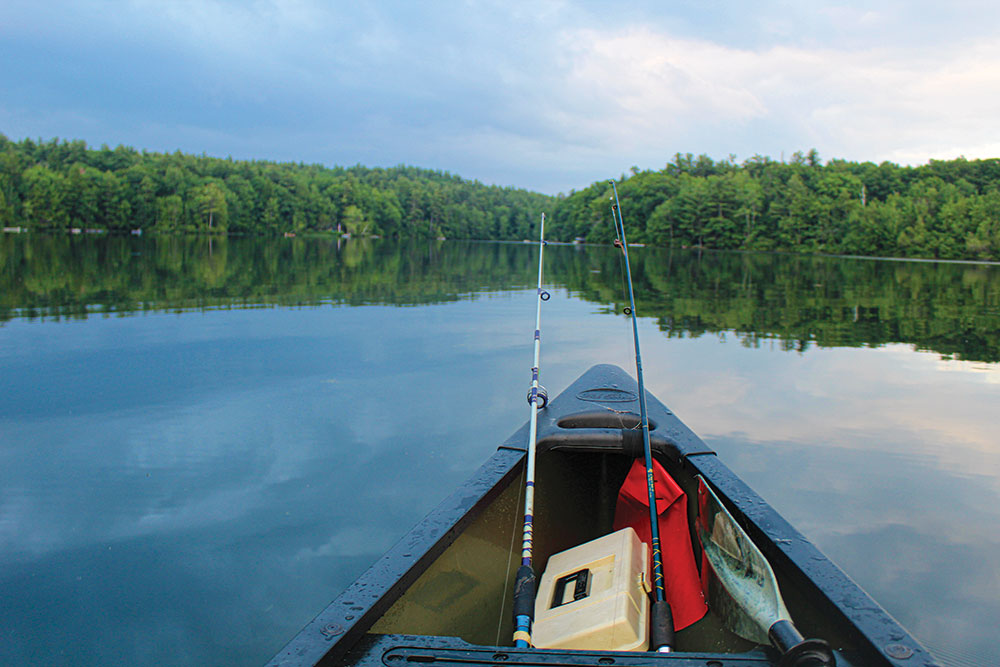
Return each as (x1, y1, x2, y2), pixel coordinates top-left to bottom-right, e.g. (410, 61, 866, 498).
(267, 364, 936, 667)
(266, 447, 526, 666)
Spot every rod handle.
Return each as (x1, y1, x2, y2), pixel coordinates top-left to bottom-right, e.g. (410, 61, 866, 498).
(513, 565, 536, 618)
(650, 599, 674, 652)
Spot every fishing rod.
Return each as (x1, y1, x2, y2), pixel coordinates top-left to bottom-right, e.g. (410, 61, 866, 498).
(512, 213, 549, 648)
(609, 181, 675, 653)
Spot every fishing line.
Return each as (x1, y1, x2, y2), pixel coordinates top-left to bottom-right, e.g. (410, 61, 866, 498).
(511, 213, 548, 648)
(496, 463, 526, 646)
(608, 181, 675, 652)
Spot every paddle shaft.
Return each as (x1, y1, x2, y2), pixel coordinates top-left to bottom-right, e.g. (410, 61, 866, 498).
(609, 182, 675, 652)
(513, 213, 547, 648)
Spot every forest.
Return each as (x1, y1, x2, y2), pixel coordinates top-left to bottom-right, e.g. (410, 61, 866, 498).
(0, 136, 549, 240)
(552, 150, 1000, 261)
(1, 136, 999, 260)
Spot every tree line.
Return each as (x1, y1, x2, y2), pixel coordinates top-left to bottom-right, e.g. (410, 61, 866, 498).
(550, 150, 1000, 260)
(2, 136, 999, 260)
(0, 135, 549, 239)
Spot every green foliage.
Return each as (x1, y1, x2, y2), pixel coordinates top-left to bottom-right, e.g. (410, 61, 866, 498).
(546, 152, 1000, 261)
(193, 181, 229, 233)
(0, 135, 549, 239)
(22, 164, 69, 228)
(3, 134, 1000, 259)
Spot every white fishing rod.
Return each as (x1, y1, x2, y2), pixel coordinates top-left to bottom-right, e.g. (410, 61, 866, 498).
(609, 181, 675, 652)
(512, 213, 549, 648)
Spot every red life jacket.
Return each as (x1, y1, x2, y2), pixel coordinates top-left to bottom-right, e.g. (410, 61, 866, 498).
(613, 458, 708, 631)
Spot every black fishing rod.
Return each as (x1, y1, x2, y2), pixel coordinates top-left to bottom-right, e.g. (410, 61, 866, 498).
(512, 213, 549, 648)
(609, 181, 674, 653)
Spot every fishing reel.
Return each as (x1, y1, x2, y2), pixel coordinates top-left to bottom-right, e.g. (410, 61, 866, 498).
(526, 385, 549, 409)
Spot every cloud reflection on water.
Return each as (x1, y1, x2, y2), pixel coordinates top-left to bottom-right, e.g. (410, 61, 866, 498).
(636, 333, 1000, 664)
(2, 268, 998, 665)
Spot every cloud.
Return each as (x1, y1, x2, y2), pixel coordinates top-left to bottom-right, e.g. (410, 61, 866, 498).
(3, 1, 1000, 192)
(544, 27, 767, 150)
(527, 24, 1000, 178)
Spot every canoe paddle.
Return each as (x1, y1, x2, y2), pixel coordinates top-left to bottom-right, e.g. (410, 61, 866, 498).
(696, 476, 836, 666)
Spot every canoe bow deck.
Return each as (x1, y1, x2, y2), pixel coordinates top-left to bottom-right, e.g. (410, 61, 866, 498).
(267, 365, 936, 667)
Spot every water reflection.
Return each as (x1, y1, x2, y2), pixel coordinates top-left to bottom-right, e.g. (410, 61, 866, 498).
(2, 234, 999, 363)
(652, 337, 1000, 667)
(1, 235, 998, 666)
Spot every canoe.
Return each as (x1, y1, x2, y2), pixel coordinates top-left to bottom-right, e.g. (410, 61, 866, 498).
(267, 364, 935, 667)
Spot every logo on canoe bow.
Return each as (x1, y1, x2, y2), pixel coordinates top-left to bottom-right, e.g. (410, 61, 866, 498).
(577, 387, 637, 403)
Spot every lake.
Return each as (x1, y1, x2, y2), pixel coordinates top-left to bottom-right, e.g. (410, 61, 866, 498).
(1, 234, 998, 666)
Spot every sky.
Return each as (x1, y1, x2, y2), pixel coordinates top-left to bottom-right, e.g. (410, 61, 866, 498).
(3, 1, 1000, 194)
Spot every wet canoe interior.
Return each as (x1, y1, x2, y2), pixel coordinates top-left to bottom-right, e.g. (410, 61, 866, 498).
(368, 449, 857, 655)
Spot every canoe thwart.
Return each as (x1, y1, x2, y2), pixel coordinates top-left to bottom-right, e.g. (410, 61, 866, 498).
(499, 365, 716, 461)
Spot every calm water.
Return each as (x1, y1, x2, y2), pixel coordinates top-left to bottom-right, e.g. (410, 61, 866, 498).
(1, 235, 998, 666)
